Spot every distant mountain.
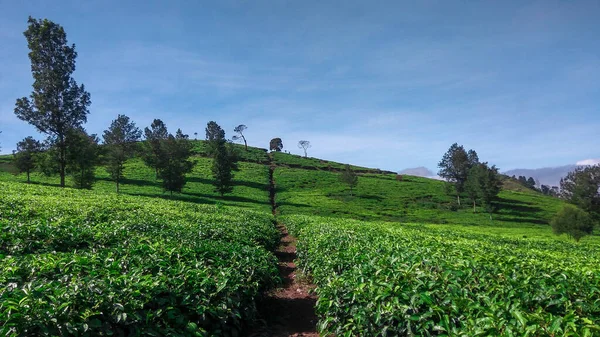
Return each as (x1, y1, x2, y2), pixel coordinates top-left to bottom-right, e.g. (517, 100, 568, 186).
(399, 167, 435, 178)
(503, 165, 576, 188)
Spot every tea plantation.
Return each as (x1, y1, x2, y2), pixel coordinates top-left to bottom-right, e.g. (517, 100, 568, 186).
(1, 144, 599, 336)
(0, 181, 279, 336)
(285, 215, 600, 336)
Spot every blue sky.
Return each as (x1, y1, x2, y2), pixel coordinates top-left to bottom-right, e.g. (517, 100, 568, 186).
(0, 0, 598, 172)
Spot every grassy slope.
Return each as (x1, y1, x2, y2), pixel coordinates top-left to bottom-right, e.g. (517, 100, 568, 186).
(0, 142, 575, 239)
(0, 154, 271, 213)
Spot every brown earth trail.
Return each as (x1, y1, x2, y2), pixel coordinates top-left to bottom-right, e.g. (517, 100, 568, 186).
(250, 225, 318, 337)
(247, 155, 318, 337)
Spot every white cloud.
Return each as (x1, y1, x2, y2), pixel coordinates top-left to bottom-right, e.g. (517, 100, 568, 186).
(576, 159, 600, 166)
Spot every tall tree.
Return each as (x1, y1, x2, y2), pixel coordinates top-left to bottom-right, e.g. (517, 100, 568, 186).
(437, 143, 479, 205)
(158, 129, 195, 194)
(206, 121, 225, 142)
(206, 121, 225, 154)
(560, 165, 600, 220)
(103, 115, 141, 193)
(14, 136, 42, 183)
(66, 128, 99, 189)
(14, 17, 91, 187)
(211, 139, 238, 197)
(142, 119, 169, 179)
(270, 138, 283, 152)
(298, 140, 311, 157)
(232, 124, 248, 150)
(465, 162, 502, 219)
(339, 164, 359, 197)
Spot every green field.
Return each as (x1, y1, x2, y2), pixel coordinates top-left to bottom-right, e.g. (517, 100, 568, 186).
(285, 214, 600, 336)
(1, 142, 599, 336)
(0, 181, 279, 335)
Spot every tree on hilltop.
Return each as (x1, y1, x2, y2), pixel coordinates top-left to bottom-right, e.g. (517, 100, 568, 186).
(270, 138, 283, 152)
(103, 115, 141, 193)
(206, 121, 225, 155)
(298, 140, 311, 157)
(437, 143, 479, 205)
(232, 124, 248, 151)
(14, 17, 91, 187)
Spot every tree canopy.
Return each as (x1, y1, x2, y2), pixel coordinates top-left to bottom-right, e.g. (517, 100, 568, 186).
(551, 205, 594, 242)
(14, 136, 43, 183)
(157, 129, 195, 194)
(103, 115, 142, 193)
(560, 165, 600, 220)
(14, 17, 91, 187)
(339, 164, 359, 196)
(437, 143, 479, 205)
(270, 138, 283, 152)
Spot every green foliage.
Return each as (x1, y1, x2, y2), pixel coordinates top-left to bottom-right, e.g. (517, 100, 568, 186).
(14, 17, 91, 187)
(212, 141, 238, 197)
(142, 119, 169, 178)
(205, 121, 225, 156)
(14, 136, 42, 183)
(66, 129, 99, 189)
(269, 138, 283, 152)
(560, 165, 600, 220)
(157, 130, 195, 194)
(103, 115, 142, 193)
(284, 214, 600, 336)
(275, 168, 566, 230)
(0, 181, 279, 336)
(437, 143, 479, 204)
(551, 205, 594, 242)
(339, 164, 358, 196)
(465, 162, 502, 217)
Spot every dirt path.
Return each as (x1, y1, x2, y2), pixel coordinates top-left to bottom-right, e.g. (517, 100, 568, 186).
(251, 225, 318, 337)
(248, 155, 318, 336)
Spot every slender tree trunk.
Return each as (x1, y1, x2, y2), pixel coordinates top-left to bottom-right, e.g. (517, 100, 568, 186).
(242, 135, 247, 151)
(116, 178, 120, 193)
(27, 171, 30, 183)
(457, 194, 461, 205)
(473, 200, 476, 213)
(304, 149, 307, 157)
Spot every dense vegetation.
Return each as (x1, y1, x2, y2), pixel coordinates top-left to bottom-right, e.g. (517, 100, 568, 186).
(0, 181, 279, 336)
(285, 214, 600, 336)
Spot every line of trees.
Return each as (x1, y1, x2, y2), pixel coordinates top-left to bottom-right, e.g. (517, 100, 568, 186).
(11, 17, 240, 197)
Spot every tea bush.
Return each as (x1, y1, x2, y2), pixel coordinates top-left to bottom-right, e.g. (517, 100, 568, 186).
(285, 215, 600, 336)
(0, 182, 280, 336)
